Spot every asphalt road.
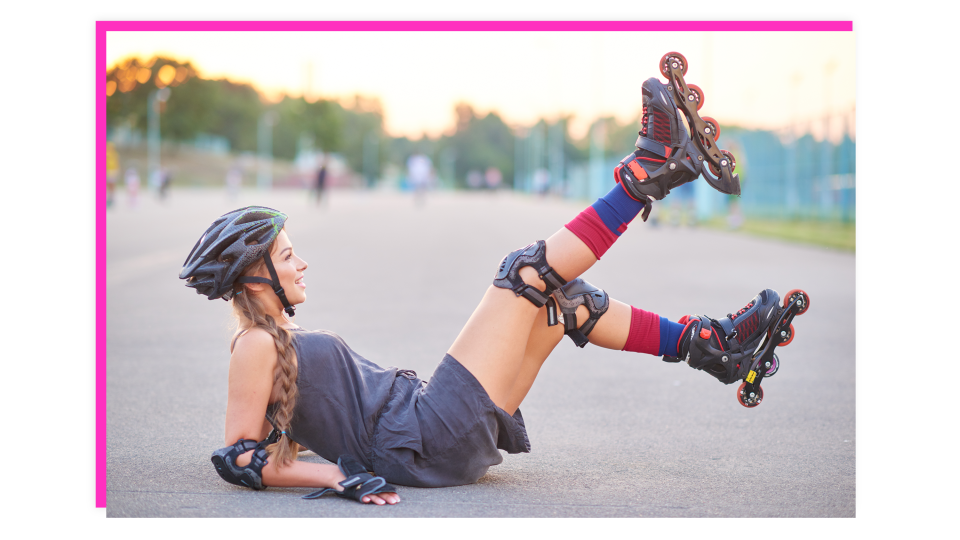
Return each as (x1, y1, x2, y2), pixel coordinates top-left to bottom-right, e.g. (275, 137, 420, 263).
(106, 188, 855, 517)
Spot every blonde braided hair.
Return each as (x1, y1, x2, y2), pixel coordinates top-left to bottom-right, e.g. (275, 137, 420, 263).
(229, 248, 300, 467)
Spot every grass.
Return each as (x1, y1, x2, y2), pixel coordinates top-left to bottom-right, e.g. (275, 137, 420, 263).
(701, 216, 856, 252)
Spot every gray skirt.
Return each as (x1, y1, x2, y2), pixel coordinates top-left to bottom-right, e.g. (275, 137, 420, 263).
(370, 354, 531, 488)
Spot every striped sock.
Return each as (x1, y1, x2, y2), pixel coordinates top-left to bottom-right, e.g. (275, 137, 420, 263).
(564, 183, 646, 259)
(622, 306, 686, 357)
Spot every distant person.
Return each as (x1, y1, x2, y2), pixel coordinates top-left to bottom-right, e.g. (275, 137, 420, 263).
(532, 168, 550, 197)
(159, 168, 172, 201)
(106, 142, 119, 208)
(466, 170, 483, 190)
(727, 199, 744, 230)
(407, 153, 432, 205)
(314, 160, 328, 207)
(484, 167, 502, 191)
(124, 167, 140, 208)
(226, 164, 242, 200)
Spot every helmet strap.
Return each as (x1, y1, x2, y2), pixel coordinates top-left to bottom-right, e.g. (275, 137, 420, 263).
(235, 254, 297, 318)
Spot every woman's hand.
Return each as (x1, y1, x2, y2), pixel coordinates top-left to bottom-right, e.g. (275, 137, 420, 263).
(359, 491, 400, 505)
(329, 463, 400, 505)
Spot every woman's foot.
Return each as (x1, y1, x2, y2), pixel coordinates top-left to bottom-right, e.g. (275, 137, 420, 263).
(664, 289, 782, 385)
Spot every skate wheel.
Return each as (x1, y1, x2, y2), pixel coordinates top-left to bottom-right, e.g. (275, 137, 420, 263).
(785, 289, 810, 315)
(660, 51, 688, 78)
(737, 382, 763, 408)
(720, 150, 736, 171)
(701, 116, 720, 141)
(708, 150, 737, 178)
(686, 84, 705, 111)
(776, 324, 795, 347)
(763, 353, 780, 377)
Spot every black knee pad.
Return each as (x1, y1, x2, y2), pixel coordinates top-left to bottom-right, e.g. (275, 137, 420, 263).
(547, 278, 609, 348)
(493, 240, 567, 307)
(210, 438, 271, 490)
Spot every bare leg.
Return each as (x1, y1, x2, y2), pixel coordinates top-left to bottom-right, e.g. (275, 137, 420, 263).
(500, 298, 635, 413)
(448, 228, 598, 410)
(501, 305, 564, 414)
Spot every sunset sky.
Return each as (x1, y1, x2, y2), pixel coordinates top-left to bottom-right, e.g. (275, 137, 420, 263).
(107, 30, 855, 141)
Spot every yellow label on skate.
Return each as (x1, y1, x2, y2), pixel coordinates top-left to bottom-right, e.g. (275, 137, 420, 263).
(746, 371, 757, 384)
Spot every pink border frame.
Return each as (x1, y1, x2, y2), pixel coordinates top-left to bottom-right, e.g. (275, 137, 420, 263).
(95, 19, 853, 509)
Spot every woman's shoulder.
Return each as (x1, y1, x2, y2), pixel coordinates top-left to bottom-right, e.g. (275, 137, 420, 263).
(291, 328, 345, 345)
(233, 326, 277, 346)
(231, 328, 280, 362)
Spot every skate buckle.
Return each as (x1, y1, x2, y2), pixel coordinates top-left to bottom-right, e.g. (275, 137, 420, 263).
(626, 160, 648, 180)
(699, 328, 712, 340)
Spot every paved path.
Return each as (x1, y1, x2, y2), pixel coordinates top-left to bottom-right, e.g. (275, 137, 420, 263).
(106, 188, 855, 517)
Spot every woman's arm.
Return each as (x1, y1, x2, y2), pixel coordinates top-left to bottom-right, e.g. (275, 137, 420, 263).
(225, 328, 278, 445)
(224, 329, 398, 504)
(233, 449, 399, 504)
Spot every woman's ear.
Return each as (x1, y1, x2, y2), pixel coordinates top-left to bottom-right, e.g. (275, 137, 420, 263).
(243, 282, 268, 294)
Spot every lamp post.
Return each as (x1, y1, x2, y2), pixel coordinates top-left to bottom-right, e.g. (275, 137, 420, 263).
(147, 87, 171, 193)
(257, 111, 277, 190)
(363, 131, 379, 189)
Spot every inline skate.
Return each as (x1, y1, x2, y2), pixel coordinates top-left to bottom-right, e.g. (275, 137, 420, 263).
(616, 51, 741, 220)
(664, 288, 810, 408)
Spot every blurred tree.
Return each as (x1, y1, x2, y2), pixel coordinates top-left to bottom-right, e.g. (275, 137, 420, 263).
(435, 103, 515, 188)
(106, 55, 640, 187)
(106, 56, 201, 134)
(107, 56, 385, 173)
(338, 95, 385, 176)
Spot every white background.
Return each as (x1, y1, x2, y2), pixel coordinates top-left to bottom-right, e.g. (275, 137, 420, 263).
(2, 0, 954, 536)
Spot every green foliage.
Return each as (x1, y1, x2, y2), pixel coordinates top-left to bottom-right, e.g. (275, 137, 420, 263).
(435, 104, 515, 187)
(106, 56, 386, 174)
(105, 56, 632, 186)
(702, 217, 856, 252)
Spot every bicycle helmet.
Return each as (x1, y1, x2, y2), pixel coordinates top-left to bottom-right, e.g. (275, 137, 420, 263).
(179, 206, 297, 317)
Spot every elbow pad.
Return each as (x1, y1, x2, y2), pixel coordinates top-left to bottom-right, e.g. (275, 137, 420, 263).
(210, 438, 271, 490)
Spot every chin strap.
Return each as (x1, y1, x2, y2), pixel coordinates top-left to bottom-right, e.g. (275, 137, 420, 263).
(236, 254, 297, 318)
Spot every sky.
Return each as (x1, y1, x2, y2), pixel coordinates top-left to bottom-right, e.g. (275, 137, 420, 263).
(107, 30, 856, 141)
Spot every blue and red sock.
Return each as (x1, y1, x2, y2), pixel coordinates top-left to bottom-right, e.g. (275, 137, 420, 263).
(564, 183, 645, 259)
(564, 184, 685, 356)
(621, 306, 686, 357)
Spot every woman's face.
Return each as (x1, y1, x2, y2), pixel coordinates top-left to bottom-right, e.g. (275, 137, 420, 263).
(259, 229, 309, 308)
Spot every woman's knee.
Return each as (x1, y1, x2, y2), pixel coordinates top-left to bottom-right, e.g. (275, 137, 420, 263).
(517, 266, 546, 291)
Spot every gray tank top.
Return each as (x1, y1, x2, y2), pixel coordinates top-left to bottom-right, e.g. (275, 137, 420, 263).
(273, 329, 400, 465)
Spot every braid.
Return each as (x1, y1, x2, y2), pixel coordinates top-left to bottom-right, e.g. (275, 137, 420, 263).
(230, 269, 300, 467)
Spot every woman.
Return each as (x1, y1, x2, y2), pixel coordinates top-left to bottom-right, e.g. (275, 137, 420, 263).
(179, 78, 799, 505)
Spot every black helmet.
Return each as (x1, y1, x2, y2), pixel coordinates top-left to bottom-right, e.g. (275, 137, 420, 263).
(179, 206, 297, 317)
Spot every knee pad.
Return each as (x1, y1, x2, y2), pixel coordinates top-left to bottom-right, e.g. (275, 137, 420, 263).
(547, 278, 609, 348)
(210, 438, 271, 490)
(493, 240, 567, 307)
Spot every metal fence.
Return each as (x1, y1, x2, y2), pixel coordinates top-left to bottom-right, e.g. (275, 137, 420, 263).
(514, 115, 856, 223)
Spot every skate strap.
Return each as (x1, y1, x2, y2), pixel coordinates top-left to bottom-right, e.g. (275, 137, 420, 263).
(635, 136, 669, 158)
(514, 283, 551, 308)
(546, 297, 560, 326)
(717, 317, 737, 340)
(710, 317, 745, 354)
(562, 310, 603, 348)
(565, 328, 590, 348)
